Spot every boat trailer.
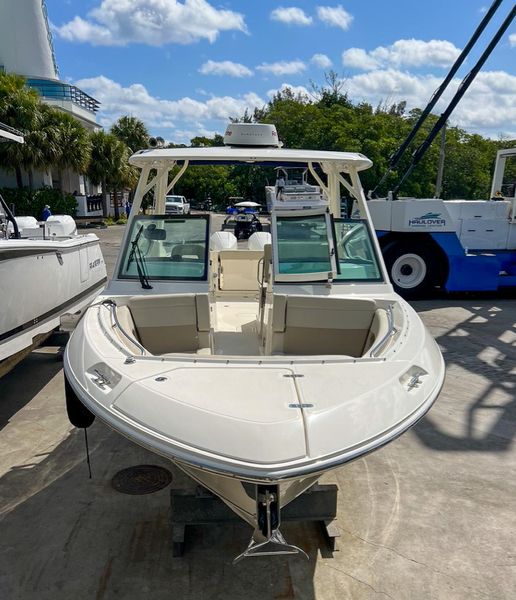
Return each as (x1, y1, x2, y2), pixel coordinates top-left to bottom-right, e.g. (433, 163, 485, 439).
(170, 483, 340, 561)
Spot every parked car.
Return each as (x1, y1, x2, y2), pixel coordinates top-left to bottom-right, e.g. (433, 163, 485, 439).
(165, 195, 190, 214)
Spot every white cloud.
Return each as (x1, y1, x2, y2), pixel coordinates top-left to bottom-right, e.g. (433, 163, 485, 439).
(56, 0, 246, 46)
(373, 39, 460, 68)
(509, 33, 516, 47)
(199, 60, 253, 77)
(343, 39, 461, 70)
(316, 5, 353, 30)
(256, 60, 306, 76)
(267, 83, 312, 99)
(57, 16, 114, 45)
(75, 76, 265, 133)
(344, 69, 516, 138)
(74, 62, 515, 143)
(311, 53, 332, 69)
(341, 48, 380, 70)
(270, 7, 312, 26)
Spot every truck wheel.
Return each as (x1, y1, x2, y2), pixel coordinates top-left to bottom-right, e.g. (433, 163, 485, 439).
(383, 242, 439, 298)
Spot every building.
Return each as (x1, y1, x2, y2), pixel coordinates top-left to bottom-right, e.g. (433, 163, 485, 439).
(0, 0, 100, 194)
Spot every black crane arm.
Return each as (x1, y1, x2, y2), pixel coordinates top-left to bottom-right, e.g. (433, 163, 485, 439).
(370, 0, 505, 198)
(391, 4, 515, 198)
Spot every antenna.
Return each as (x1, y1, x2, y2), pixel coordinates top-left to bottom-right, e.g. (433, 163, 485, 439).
(370, 0, 503, 198)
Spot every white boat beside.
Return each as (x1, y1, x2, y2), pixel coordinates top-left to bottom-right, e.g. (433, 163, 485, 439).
(64, 124, 445, 561)
(0, 122, 107, 373)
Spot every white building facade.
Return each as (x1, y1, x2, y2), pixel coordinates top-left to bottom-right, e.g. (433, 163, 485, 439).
(0, 0, 100, 194)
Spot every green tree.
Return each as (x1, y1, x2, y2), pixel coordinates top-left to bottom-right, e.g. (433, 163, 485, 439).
(190, 134, 224, 147)
(87, 131, 135, 218)
(42, 107, 91, 195)
(0, 73, 44, 188)
(110, 116, 149, 153)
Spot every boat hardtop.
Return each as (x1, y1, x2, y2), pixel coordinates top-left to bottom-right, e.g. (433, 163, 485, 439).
(129, 146, 372, 171)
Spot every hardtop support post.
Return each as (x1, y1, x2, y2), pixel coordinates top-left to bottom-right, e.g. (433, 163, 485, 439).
(308, 162, 330, 199)
(154, 167, 170, 214)
(320, 162, 345, 217)
(130, 164, 151, 216)
(166, 160, 189, 196)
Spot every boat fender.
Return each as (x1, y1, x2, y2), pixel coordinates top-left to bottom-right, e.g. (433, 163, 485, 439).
(65, 377, 95, 428)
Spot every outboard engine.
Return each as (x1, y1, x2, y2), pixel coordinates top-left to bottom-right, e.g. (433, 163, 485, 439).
(210, 230, 238, 251)
(46, 215, 77, 237)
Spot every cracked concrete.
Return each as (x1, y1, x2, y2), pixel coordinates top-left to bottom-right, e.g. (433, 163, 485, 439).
(1, 222, 515, 599)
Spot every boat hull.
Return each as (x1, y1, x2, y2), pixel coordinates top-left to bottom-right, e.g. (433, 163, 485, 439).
(0, 236, 106, 363)
(63, 297, 444, 530)
(176, 461, 320, 527)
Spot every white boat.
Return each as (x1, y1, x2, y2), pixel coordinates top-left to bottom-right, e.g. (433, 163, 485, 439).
(0, 122, 107, 372)
(64, 124, 445, 561)
(266, 166, 326, 211)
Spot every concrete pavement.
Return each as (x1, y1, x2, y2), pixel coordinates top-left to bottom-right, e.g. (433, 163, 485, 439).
(0, 223, 515, 599)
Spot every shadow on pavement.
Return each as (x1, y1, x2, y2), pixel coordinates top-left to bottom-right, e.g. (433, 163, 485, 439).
(412, 298, 516, 453)
(0, 420, 320, 600)
(0, 345, 63, 431)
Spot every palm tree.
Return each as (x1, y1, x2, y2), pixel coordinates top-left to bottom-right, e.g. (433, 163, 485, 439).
(43, 108, 91, 195)
(87, 130, 136, 219)
(0, 73, 43, 188)
(110, 116, 149, 153)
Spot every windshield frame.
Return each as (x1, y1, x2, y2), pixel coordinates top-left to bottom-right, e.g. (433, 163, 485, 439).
(118, 214, 210, 282)
(332, 217, 384, 283)
(272, 210, 337, 283)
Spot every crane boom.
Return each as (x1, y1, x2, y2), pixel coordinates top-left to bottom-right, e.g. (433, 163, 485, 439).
(391, 4, 516, 198)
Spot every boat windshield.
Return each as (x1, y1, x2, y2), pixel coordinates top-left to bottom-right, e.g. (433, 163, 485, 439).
(273, 213, 383, 283)
(333, 219, 383, 282)
(274, 213, 334, 280)
(119, 215, 209, 281)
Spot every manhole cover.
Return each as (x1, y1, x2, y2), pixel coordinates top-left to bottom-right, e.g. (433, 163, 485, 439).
(111, 465, 173, 495)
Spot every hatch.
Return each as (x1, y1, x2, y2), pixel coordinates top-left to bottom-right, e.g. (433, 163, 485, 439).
(113, 366, 308, 464)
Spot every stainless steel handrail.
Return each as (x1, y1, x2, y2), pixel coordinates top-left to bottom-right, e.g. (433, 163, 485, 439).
(368, 304, 397, 358)
(104, 300, 146, 355)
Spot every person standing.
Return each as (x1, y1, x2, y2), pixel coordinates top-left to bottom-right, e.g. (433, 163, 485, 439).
(275, 174, 285, 200)
(41, 205, 52, 221)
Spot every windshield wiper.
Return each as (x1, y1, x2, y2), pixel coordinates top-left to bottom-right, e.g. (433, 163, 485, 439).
(127, 225, 153, 289)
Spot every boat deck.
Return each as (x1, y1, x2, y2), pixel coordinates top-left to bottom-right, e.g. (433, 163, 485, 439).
(213, 299, 262, 356)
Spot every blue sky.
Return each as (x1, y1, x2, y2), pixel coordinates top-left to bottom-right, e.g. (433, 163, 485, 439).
(47, 0, 516, 141)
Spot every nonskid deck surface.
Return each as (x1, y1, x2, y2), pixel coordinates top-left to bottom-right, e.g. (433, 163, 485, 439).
(212, 299, 261, 356)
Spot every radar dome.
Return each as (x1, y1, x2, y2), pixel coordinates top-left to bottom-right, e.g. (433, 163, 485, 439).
(223, 123, 281, 147)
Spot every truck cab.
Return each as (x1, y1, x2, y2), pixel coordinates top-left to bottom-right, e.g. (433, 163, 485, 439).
(165, 195, 190, 215)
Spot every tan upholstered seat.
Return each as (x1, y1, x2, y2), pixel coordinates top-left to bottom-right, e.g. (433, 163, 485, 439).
(268, 295, 376, 357)
(170, 244, 205, 261)
(115, 294, 212, 355)
(218, 250, 264, 292)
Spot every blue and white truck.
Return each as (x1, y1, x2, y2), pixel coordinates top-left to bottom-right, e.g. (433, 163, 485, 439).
(368, 149, 516, 297)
